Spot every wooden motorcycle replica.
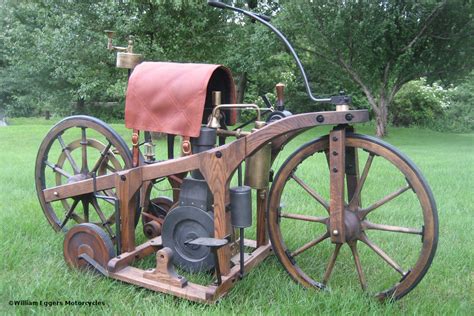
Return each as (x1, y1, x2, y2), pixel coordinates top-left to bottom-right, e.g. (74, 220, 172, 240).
(35, 1, 438, 303)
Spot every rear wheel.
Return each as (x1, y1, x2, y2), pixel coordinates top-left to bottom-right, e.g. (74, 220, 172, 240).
(267, 134, 438, 300)
(35, 115, 140, 236)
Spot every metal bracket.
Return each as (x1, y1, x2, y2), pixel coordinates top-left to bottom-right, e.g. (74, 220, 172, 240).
(185, 237, 228, 285)
(78, 253, 109, 277)
(329, 127, 346, 243)
(92, 172, 121, 255)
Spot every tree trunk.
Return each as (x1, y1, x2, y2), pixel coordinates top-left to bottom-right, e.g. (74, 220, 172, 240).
(236, 72, 247, 104)
(375, 99, 388, 138)
(76, 97, 85, 114)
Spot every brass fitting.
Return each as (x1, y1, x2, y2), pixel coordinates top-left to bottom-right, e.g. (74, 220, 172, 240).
(105, 31, 143, 69)
(208, 103, 261, 129)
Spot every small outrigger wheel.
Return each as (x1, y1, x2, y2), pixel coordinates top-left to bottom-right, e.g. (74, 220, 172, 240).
(35, 115, 140, 235)
(268, 134, 438, 301)
(63, 223, 115, 271)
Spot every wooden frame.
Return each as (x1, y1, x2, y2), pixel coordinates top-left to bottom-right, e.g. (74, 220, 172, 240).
(44, 109, 369, 303)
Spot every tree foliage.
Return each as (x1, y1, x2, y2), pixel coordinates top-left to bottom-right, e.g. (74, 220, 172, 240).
(442, 71, 474, 132)
(0, 0, 472, 137)
(391, 78, 447, 128)
(279, 0, 473, 136)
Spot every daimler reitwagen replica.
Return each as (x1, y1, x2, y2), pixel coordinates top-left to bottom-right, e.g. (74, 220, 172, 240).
(35, 1, 438, 303)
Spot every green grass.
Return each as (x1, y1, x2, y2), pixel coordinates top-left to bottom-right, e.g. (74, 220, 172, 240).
(0, 118, 472, 315)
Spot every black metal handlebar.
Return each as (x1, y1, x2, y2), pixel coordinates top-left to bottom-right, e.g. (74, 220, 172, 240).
(208, 0, 331, 103)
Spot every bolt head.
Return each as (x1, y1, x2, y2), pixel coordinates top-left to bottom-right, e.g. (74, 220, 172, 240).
(332, 230, 339, 236)
(53, 191, 59, 196)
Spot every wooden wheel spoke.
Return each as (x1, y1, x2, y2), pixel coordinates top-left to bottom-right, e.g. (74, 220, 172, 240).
(90, 198, 115, 237)
(90, 198, 109, 225)
(106, 164, 117, 172)
(349, 241, 367, 290)
(70, 212, 85, 223)
(60, 199, 80, 229)
(359, 185, 410, 218)
(80, 127, 88, 173)
(363, 221, 422, 235)
(57, 135, 80, 174)
(90, 141, 112, 174)
(81, 200, 89, 222)
(44, 160, 71, 178)
(349, 153, 374, 210)
(291, 232, 329, 257)
(359, 234, 405, 275)
(101, 196, 115, 205)
(290, 173, 329, 212)
(280, 212, 328, 224)
(322, 243, 342, 285)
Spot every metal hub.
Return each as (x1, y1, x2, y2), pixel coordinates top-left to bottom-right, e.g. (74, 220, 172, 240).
(63, 223, 115, 270)
(67, 173, 89, 184)
(326, 209, 362, 243)
(162, 206, 215, 272)
(343, 210, 362, 241)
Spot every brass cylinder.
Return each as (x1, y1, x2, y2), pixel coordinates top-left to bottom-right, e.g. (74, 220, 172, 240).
(116, 52, 143, 69)
(244, 142, 271, 189)
(336, 104, 350, 111)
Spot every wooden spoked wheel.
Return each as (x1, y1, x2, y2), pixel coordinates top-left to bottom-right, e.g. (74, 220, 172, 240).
(35, 115, 139, 235)
(268, 134, 438, 301)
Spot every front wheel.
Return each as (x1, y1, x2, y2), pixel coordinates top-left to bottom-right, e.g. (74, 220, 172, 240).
(267, 133, 438, 301)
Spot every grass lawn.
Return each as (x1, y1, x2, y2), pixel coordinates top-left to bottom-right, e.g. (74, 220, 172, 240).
(0, 117, 472, 315)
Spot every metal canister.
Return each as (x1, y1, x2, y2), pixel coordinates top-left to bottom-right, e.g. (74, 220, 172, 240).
(190, 127, 217, 179)
(244, 143, 271, 189)
(244, 121, 271, 189)
(230, 186, 252, 228)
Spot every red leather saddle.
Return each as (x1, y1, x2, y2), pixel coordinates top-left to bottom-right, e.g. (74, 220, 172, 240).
(125, 62, 236, 137)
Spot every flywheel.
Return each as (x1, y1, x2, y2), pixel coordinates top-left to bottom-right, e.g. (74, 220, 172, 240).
(162, 206, 215, 272)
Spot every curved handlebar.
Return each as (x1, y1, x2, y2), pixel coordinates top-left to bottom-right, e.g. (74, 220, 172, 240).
(208, 0, 331, 103)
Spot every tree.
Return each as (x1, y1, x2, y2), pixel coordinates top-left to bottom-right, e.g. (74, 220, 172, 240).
(279, 0, 474, 136)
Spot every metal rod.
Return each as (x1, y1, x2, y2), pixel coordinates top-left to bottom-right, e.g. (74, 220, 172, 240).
(240, 227, 245, 278)
(238, 164, 242, 187)
(211, 104, 262, 123)
(231, 110, 272, 131)
(212, 248, 222, 285)
(208, 1, 331, 103)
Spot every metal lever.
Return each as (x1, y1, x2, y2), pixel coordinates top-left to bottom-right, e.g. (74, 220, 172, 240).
(207, 0, 331, 103)
(208, 0, 270, 20)
(185, 237, 228, 285)
(105, 30, 134, 53)
(78, 253, 109, 277)
(275, 83, 285, 111)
